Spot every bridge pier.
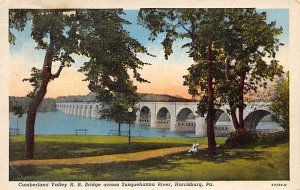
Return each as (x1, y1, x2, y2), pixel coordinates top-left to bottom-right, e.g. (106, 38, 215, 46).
(135, 110, 140, 124)
(150, 113, 156, 128)
(195, 117, 206, 137)
(170, 117, 176, 131)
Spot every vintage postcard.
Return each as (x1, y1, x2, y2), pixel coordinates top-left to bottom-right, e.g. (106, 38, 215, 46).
(0, 0, 300, 189)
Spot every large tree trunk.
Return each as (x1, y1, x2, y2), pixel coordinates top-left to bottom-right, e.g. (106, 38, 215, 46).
(24, 42, 54, 159)
(238, 70, 246, 129)
(206, 41, 217, 156)
(25, 81, 49, 159)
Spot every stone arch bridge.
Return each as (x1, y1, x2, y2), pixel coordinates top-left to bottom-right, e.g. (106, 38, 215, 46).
(56, 101, 276, 137)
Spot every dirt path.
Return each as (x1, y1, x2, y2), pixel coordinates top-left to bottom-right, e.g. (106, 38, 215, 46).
(11, 145, 207, 166)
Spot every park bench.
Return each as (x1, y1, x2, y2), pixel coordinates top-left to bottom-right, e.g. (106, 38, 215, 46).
(75, 129, 87, 135)
(108, 130, 129, 136)
(108, 130, 144, 137)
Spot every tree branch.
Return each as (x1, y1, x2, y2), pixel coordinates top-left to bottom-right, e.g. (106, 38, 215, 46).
(178, 21, 191, 35)
(42, 41, 54, 75)
(50, 63, 65, 80)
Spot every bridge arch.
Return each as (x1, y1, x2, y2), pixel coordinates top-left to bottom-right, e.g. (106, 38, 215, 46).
(156, 107, 171, 128)
(78, 104, 83, 116)
(66, 104, 70, 114)
(75, 104, 80, 116)
(72, 105, 76, 115)
(81, 104, 87, 117)
(244, 109, 271, 130)
(139, 106, 151, 126)
(72, 104, 76, 115)
(175, 108, 196, 131)
(87, 104, 93, 117)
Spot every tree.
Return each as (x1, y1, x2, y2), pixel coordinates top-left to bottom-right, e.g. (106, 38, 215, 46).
(10, 9, 150, 159)
(76, 10, 151, 135)
(270, 74, 289, 131)
(184, 9, 284, 131)
(11, 105, 25, 118)
(138, 8, 285, 153)
(11, 105, 25, 134)
(221, 9, 284, 130)
(138, 9, 231, 156)
(98, 84, 139, 136)
(10, 9, 80, 159)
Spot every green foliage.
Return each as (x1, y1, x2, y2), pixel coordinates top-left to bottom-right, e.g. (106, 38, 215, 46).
(138, 8, 284, 119)
(76, 10, 152, 125)
(269, 74, 289, 130)
(9, 10, 28, 44)
(224, 130, 289, 148)
(259, 131, 289, 145)
(10, 9, 80, 98)
(99, 90, 139, 124)
(9, 9, 152, 159)
(138, 9, 230, 118)
(22, 67, 42, 98)
(220, 9, 284, 114)
(224, 130, 260, 148)
(78, 10, 151, 86)
(183, 51, 226, 116)
(11, 105, 25, 118)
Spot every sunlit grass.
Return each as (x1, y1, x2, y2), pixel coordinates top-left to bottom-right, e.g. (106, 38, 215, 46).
(10, 143, 289, 181)
(10, 135, 226, 144)
(9, 135, 288, 181)
(10, 135, 226, 160)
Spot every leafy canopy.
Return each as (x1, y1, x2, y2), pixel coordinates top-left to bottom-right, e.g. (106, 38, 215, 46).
(270, 74, 289, 130)
(10, 9, 81, 98)
(77, 10, 152, 123)
(139, 8, 284, 116)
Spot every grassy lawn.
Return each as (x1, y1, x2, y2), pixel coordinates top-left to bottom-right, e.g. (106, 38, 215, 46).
(9, 135, 289, 181)
(10, 135, 226, 160)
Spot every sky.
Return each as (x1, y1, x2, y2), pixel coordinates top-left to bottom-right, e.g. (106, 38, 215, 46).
(9, 9, 289, 99)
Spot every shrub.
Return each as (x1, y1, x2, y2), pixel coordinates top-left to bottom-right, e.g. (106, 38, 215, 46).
(224, 129, 289, 148)
(259, 130, 289, 145)
(224, 130, 259, 148)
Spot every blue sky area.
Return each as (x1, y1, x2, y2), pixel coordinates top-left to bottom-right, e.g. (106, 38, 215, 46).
(10, 9, 289, 67)
(123, 9, 289, 48)
(9, 9, 289, 98)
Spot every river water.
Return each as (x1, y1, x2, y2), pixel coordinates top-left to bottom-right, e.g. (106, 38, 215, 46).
(9, 112, 197, 138)
(9, 112, 283, 138)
